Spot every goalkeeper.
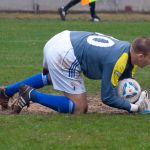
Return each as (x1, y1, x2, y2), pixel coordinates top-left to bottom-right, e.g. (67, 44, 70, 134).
(0, 30, 150, 114)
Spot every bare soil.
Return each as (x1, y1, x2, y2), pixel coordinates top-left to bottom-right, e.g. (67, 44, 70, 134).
(0, 95, 127, 115)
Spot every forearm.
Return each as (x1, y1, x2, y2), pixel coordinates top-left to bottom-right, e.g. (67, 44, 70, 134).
(101, 94, 131, 112)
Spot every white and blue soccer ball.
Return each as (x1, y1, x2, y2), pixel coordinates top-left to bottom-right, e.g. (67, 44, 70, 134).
(117, 78, 141, 103)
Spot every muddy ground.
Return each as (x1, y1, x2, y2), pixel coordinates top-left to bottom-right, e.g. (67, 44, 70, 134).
(0, 94, 127, 115)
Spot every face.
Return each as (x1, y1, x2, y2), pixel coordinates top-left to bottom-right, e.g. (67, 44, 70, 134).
(136, 53, 150, 68)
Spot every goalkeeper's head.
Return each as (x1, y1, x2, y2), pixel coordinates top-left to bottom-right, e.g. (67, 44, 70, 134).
(130, 37, 150, 68)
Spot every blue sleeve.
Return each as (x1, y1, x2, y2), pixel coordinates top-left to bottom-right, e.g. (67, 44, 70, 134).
(101, 64, 131, 112)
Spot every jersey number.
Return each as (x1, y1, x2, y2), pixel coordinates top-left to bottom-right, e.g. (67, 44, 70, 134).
(87, 34, 115, 47)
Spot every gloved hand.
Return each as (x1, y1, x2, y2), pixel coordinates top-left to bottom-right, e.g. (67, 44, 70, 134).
(135, 90, 150, 114)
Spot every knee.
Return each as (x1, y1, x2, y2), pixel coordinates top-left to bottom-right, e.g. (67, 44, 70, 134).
(71, 98, 88, 114)
(64, 92, 88, 114)
(101, 97, 112, 106)
(74, 103, 88, 114)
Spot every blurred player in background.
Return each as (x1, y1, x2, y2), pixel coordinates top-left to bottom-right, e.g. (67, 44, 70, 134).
(0, 30, 150, 114)
(58, 0, 101, 22)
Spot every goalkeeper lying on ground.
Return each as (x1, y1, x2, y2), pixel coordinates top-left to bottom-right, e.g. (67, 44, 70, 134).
(0, 30, 150, 114)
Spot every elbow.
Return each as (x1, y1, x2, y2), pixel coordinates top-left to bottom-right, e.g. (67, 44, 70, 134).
(101, 95, 113, 106)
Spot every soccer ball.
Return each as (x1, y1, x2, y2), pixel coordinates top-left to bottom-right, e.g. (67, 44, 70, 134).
(117, 78, 141, 103)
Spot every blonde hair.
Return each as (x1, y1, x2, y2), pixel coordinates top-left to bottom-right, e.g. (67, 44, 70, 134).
(132, 37, 150, 55)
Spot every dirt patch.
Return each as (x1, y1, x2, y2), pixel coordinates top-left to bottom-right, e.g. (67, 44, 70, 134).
(26, 95, 127, 114)
(0, 95, 127, 115)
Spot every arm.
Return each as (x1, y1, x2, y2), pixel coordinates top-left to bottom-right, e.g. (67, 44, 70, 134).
(101, 63, 131, 112)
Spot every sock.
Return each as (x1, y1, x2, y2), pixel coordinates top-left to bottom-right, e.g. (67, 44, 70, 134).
(5, 73, 50, 97)
(30, 90, 75, 113)
(89, 2, 96, 18)
(130, 103, 139, 112)
(64, 0, 80, 12)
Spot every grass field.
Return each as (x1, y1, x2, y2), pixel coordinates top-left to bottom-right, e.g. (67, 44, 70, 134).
(0, 13, 150, 150)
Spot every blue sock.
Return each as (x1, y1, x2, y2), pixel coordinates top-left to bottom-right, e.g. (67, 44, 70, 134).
(30, 90, 75, 113)
(5, 73, 50, 97)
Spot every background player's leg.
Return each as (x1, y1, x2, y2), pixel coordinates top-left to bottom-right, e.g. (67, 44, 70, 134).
(58, 0, 80, 20)
(64, 0, 80, 12)
(89, 2, 100, 22)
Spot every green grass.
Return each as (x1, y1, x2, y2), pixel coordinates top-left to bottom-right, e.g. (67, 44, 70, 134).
(0, 18, 150, 149)
(0, 114, 150, 150)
